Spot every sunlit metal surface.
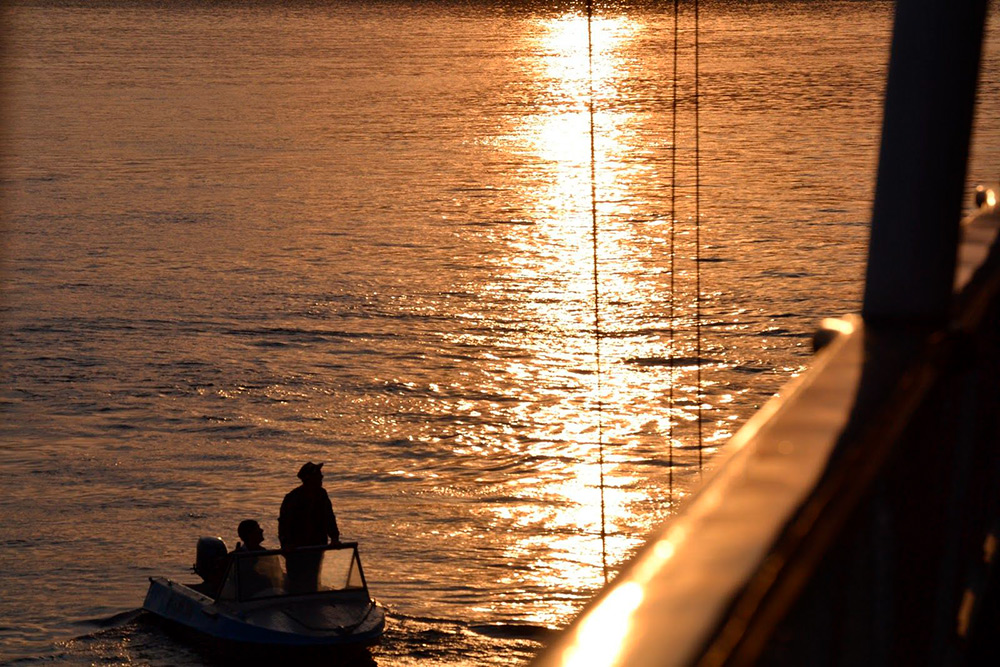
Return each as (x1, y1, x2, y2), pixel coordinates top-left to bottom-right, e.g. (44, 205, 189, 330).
(534, 318, 865, 665)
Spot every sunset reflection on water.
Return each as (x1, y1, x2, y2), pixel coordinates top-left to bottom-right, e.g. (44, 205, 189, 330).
(484, 13, 689, 625)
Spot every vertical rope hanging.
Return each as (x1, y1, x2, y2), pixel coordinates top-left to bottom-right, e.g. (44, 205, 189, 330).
(585, 0, 609, 587)
(695, 0, 703, 467)
(582, 0, 704, 585)
(668, 0, 680, 494)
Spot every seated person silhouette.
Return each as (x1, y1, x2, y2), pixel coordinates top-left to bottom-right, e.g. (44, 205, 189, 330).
(234, 519, 266, 552)
(231, 519, 284, 598)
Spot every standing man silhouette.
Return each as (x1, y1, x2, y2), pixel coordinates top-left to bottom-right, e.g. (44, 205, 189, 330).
(278, 462, 341, 549)
(278, 462, 341, 592)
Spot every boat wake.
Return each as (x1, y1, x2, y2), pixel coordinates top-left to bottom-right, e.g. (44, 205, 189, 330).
(0, 609, 552, 666)
(71, 608, 143, 630)
(371, 611, 553, 666)
(388, 611, 555, 640)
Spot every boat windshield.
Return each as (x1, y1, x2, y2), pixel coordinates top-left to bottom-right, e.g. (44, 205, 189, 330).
(217, 543, 367, 602)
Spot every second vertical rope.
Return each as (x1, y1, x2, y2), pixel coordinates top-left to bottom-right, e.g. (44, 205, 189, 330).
(585, 0, 608, 587)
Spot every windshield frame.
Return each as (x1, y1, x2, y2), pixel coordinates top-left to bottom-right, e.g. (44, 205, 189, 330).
(217, 541, 371, 603)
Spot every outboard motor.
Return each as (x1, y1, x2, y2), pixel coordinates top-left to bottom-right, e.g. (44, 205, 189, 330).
(193, 536, 228, 591)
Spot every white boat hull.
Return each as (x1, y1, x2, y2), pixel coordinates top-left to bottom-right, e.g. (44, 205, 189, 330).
(143, 577, 385, 647)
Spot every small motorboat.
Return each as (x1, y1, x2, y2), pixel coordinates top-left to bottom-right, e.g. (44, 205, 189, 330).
(143, 539, 385, 649)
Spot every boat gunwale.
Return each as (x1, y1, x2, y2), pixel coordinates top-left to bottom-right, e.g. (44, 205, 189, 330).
(144, 576, 386, 645)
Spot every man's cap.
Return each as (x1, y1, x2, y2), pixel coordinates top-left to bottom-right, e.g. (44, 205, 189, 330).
(297, 461, 324, 480)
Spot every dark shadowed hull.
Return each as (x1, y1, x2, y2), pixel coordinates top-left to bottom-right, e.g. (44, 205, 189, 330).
(143, 577, 385, 652)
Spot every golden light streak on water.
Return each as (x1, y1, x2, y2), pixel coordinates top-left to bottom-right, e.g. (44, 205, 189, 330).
(474, 13, 693, 625)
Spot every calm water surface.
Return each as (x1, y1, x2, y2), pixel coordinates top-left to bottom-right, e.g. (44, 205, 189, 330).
(2, 0, 998, 664)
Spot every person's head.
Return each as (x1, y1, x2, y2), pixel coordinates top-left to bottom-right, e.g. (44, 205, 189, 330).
(238, 519, 264, 548)
(297, 461, 324, 489)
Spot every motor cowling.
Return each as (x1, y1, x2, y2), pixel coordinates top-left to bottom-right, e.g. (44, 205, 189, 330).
(194, 536, 228, 583)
